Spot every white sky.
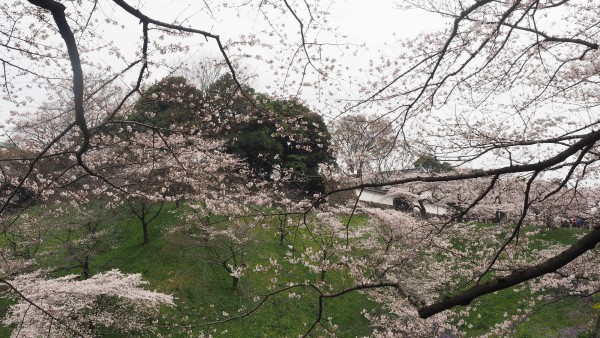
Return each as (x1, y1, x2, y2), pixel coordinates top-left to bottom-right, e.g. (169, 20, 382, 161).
(1, 1, 594, 173)
(0, 1, 449, 123)
(105, 1, 447, 110)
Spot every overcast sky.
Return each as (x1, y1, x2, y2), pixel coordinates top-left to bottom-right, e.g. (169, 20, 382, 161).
(0, 1, 450, 126)
(123, 1, 449, 103)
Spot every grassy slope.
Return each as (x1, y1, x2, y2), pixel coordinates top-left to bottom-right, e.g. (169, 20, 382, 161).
(456, 226, 597, 337)
(89, 205, 377, 337)
(1, 206, 597, 337)
(0, 298, 12, 337)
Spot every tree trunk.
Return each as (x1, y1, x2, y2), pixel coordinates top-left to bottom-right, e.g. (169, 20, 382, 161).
(319, 248, 328, 282)
(417, 200, 428, 219)
(319, 269, 326, 282)
(82, 256, 89, 279)
(142, 222, 149, 245)
(232, 276, 239, 291)
(223, 261, 239, 291)
(279, 226, 285, 246)
(278, 214, 287, 246)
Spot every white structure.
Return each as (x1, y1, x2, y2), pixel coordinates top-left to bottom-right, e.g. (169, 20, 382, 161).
(354, 187, 449, 216)
(418, 201, 449, 216)
(355, 187, 394, 207)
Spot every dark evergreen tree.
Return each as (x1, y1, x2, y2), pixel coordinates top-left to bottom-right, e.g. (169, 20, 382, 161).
(413, 155, 452, 173)
(130, 76, 203, 130)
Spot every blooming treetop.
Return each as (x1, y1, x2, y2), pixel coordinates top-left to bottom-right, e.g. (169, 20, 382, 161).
(2, 269, 174, 337)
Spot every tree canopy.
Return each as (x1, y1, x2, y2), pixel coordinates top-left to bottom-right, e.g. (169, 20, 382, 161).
(330, 113, 403, 179)
(413, 155, 452, 173)
(231, 97, 332, 178)
(131, 73, 334, 188)
(129, 76, 203, 130)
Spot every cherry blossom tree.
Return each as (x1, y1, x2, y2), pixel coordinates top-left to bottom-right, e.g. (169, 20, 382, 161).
(1, 0, 600, 336)
(321, 0, 600, 322)
(330, 114, 408, 180)
(89, 128, 249, 245)
(189, 216, 258, 291)
(2, 269, 174, 337)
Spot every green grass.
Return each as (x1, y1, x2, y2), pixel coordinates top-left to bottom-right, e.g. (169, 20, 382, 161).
(0, 297, 14, 336)
(85, 204, 377, 337)
(525, 226, 589, 251)
(456, 289, 596, 337)
(451, 225, 597, 337)
(1, 206, 597, 337)
(456, 287, 528, 335)
(516, 296, 596, 337)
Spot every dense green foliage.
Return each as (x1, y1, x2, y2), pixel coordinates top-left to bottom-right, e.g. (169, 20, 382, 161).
(228, 98, 333, 180)
(130, 74, 334, 191)
(414, 154, 452, 173)
(130, 76, 203, 130)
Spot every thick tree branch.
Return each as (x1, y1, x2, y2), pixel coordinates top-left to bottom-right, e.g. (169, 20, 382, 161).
(27, 0, 89, 158)
(321, 128, 600, 200)
(110, 0, 254, 108)
(418, 225, 600, 318)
